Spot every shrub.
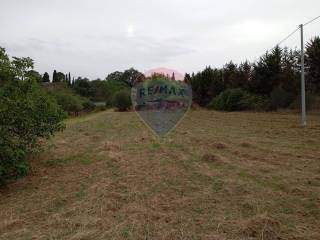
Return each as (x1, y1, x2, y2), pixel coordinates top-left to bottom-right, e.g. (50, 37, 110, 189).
(289, 93, 320, 111)
(208, 88, 254, 111)
(0, 80, 66, 183)
(113, 90, 131, 111)
(268, 87, 294, 110)
(81, 98, 96, 112)
(52, 91, 83, 115)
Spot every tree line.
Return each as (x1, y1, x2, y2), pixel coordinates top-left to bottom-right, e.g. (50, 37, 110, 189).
(186, 36, 320, 111)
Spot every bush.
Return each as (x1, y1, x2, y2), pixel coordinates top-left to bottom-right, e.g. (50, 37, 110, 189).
(52, 91, 83, 115)
(268, 88, 294, 110)
(0, 80, 66, 183)
(81, 98, 96, 112)
(113, 90, 131, 111)
(289, 93, 320, 111)
(208, 88, 255, 111)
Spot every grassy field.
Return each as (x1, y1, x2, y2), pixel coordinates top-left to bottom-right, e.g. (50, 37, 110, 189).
(0, 110, 320, 240)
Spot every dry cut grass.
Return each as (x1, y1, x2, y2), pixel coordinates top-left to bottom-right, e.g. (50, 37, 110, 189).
(0, 109, 320, 240)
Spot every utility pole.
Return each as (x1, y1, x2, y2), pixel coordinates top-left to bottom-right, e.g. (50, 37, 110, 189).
(300, 24, 307, 127)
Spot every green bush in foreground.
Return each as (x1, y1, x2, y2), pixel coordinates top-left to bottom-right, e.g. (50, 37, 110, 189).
(208, 88, 256, 111)
(113, 90, 131, 111)
(0, 80, 66, 183)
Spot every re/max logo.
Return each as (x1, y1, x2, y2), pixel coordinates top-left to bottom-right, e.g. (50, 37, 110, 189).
(139, 85, 186, 98)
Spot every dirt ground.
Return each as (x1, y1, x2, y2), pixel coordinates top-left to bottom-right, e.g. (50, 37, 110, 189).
(0, 110, 320, 240)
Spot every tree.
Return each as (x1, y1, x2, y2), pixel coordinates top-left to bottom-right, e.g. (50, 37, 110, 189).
(106, 68, 145, 88)
(25, 70, 42, 83)
(42, 72, 50, 83)
(106, 71, 123, 82)
(250, 46, 282, 95)
(11, 56, 34, 81)
(52, 70, 57, 82)
(0, 80, 66, 182)
(68, 72, 71, 86)
(73, 77, 91, 97)
(171, 72, 175, 80)
(184, 73, 191, 84)
(0, 48, 66, 183)
(190, 66, 224, 106)
(0, 47, 14, 86)
(56, 72, 65, 82)
(280, 48, 300, 95)
(238, 61, 252, 90)
(305, 37, 320, 93)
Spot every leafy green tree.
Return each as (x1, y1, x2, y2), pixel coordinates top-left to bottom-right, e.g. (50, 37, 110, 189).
(0, 48, 66, 183)
(0, 80, 66, 182)
(26, 70, 42, 83)
(55, 72, 65, 82)
(11, 57, 34, 80)
(106, 71, 123, 82)
(0, 47, 14, 86)
(122, 68, 145, 87)
(73, 77, 91, 97)
(106, 68, 145, 88)
(89, 79, 109, 101)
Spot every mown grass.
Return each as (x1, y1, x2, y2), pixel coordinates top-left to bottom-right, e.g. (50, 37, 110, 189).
(0, 109, 319, 240)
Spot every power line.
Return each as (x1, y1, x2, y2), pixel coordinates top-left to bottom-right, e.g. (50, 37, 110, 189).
(303, 15, 320, 26)
(258, 15, 320, 127)
(276, 27, 300, 47)
(270, 15, 320, 51)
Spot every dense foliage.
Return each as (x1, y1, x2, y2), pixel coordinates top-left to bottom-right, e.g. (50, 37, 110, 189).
(208, 88, 252, 111)
(71, 68, 143, 106)
(0, 48, 66, 183)
(187, 37, 320, 111)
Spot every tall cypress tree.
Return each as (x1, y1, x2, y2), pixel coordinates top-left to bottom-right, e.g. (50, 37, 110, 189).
(68, 72, 71, 86)
(171, 72, 175, 80)
(52, 70, 57, 82)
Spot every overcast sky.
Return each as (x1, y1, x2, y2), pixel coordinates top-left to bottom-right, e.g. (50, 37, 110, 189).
(0, 0, 319, 79)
